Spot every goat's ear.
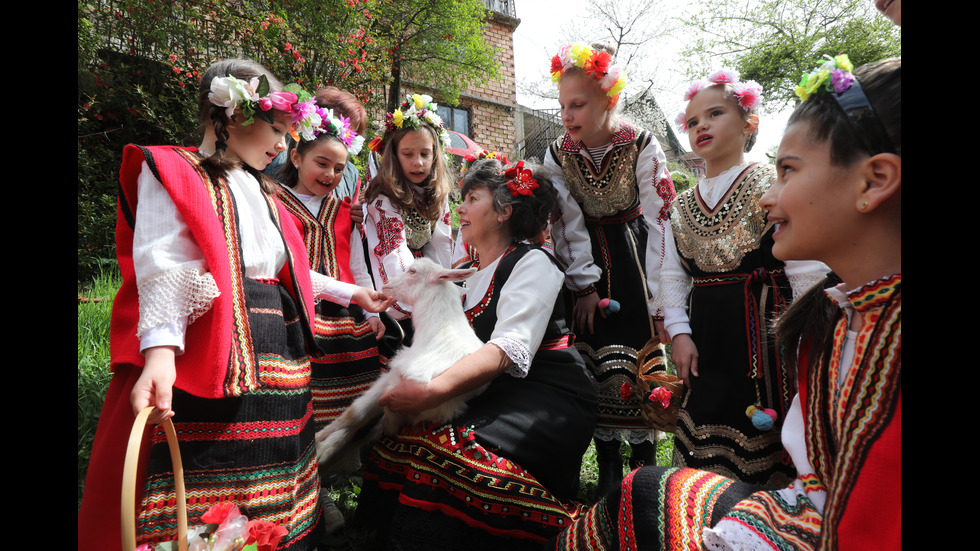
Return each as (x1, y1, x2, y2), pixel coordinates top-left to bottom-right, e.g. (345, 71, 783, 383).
(435, 267, 477, 283)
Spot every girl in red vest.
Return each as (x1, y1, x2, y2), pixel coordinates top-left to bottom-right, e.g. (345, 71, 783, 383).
(78, 58, 390, 551)
(550, 56, 900, 551)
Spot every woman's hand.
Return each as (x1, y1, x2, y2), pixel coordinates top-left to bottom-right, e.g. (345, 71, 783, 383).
(367, 316, 386, 340)
(378, 378, 441, 415)
(352, 287, 394, 313)
(670, 333, 699, 389)
(131, 346, 177, 425)
(573, 289, 603, 335)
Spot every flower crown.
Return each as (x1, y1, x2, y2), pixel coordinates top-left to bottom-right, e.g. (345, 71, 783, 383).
(209, 74, 305, 127)
(502, 160, 539, 197)
(793, 54, 896, 156)
(462, 149, 510, 173)
(674, 69, 763, 133)
(292, 100, 365, 155)
(368, 93, 451, 154)
(550, 43, 628, 97)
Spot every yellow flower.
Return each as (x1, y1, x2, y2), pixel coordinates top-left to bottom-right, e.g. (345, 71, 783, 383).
(803, 69, 829, 96)
(570, 43, 592, 67)
(794, 85, 810, 102)
(834, 54, 853, 73)
(608, 75, 627, 97)
(551, 71, 562, 83)
(393, 110, 404, 128)
(412, 94, 425, 109)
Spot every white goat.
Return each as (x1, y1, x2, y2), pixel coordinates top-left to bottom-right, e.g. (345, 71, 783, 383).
(315, 257, 487, 469)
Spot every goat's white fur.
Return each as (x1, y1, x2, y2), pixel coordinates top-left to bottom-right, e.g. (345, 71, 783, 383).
(315, 258, 487, 469)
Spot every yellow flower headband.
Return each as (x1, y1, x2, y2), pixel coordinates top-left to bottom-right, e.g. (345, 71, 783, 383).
(550, 43, 628, 97)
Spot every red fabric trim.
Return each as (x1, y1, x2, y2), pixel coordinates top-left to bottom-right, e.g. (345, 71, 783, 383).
(397, 495, 549, 543)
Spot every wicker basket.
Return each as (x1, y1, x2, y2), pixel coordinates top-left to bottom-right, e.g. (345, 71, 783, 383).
(634, 336, 685, 433)
(122, 407, 188, 551)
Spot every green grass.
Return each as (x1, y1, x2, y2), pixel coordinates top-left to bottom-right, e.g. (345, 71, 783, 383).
(77, 268, 120, 509)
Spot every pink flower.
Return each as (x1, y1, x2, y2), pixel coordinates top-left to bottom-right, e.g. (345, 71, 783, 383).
(683, 80, 707, 101)
(674, 112, 688, 133)
(733, 81, 762, 111)
(284, 42, 292, 51)
(707, 68, 740, 84)
(649, 386, 671, 408)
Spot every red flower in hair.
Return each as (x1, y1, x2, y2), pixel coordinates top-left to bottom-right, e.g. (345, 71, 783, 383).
(584, 50, 611, 79)
(504, 161, 539, 197)
(550, 54, 564, 74)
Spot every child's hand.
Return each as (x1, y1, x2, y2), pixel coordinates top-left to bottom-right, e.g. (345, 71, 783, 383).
(368, 316, 386, 340)
(349, 201, 364, 227)
(655, 319, 671, 344)
(670, 333, 699, 389)
(131, 346, 177, 425)
(352, 287, 394, 313)
(573, 289, 603, 335)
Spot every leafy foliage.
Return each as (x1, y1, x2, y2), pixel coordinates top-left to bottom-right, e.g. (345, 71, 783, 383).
(678, 0, 901, 110)
(77, 0, 501, 282)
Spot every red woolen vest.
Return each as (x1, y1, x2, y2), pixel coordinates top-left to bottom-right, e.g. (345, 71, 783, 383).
(110, 144, 315, 399)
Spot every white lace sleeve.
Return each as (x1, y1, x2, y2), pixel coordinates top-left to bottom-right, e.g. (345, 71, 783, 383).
(309, 270, 356, 306)
(490, 336, 532, 378)
(133, 163, 220, 343)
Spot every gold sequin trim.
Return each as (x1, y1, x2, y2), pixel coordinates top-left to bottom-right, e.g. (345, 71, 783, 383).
(558, 144, 639, 218)
(402, 204, 435, 251)
(670, 163, 775, 273)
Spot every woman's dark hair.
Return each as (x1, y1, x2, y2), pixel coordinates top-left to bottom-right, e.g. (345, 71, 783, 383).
(774, 57, 901, 378)
(197, 58, 284, 194)
(460, 158, 556, 244)
(787, 57, 901, 166)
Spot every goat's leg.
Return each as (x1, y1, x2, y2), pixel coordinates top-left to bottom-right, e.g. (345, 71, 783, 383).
(315, 372, 396, 466)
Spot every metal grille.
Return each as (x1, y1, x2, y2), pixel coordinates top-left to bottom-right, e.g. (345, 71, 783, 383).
(485, 0, 517, 18)
(515, 107, 563, 164)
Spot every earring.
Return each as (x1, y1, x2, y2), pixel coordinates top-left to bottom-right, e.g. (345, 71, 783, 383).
(860, 200, 868, 210)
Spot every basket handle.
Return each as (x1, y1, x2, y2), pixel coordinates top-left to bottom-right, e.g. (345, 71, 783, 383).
(122, 407, 188, 551)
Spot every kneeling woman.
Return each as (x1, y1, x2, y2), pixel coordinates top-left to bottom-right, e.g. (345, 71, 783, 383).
(354, 158, 598, 549)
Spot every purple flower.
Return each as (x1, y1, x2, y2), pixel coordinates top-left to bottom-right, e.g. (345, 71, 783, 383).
(831, 69, 853, 94)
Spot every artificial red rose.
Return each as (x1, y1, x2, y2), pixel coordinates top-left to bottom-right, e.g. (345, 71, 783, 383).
(246, 520, 289, 551)
(464, 153, 476, 163)
(649, 386, 671, 408)
(619, 381, 634, 402)
(201, 502, 240, 525)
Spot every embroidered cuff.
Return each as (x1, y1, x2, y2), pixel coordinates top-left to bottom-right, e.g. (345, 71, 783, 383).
(136, 268, 220, 338)
(573, 284, 597, 298)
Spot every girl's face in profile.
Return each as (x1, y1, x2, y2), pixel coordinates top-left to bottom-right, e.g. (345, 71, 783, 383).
(761, 120, 862, 265)
(559, 72, 615, 148)
(225, 110, 293, 170)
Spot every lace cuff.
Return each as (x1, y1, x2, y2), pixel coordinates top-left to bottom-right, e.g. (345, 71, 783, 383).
(136, 268, 220, 337)
(659, 275, 691, 310)
(490, 336, 531, 378)
(788, 271, 825, 298)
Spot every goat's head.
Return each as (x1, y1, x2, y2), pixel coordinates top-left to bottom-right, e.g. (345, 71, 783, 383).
(382, 258, 477, 306)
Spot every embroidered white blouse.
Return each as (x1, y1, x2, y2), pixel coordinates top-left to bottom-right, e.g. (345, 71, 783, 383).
(134, 162, 361, 354)
(543, 130, 674, 318)
(461, 248, 564, 378)
(362, 193, 454, 320)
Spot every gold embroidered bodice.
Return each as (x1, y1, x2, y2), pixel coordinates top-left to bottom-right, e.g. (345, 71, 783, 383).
(557, 144, 640, 218)
(670, 163, 775, 273)
(403, 204, 435, 251)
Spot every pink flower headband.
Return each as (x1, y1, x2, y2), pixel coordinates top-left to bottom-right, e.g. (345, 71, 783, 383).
(674, 69, 763, 133)
(503, 161, 539, 197)
(209, 74, 303, 127)
(550, 43, 628, 97)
